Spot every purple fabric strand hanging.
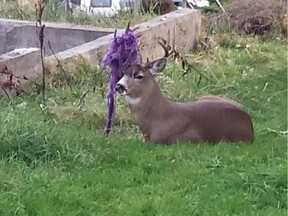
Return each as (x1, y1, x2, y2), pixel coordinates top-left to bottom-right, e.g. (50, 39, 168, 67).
(101, 27, 139, 135)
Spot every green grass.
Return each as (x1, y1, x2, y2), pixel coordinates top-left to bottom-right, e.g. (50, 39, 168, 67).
(0, 33, 287, 215)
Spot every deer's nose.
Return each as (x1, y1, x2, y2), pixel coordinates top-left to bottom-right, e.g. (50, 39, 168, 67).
(115, 83, 126, 94)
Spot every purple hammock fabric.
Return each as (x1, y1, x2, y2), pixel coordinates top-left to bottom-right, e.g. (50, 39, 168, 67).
(101, 28, 139, 135)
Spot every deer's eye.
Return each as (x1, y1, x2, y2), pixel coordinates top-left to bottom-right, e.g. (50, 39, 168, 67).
(134, 74, 144, 81)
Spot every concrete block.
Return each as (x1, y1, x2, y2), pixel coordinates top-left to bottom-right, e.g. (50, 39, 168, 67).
(45, 8, 201, 71)
(0, 8, 201, 94)
(0, 18, 116, 56)
(0, 48, 41, 95)
(136, 8, 201, 61)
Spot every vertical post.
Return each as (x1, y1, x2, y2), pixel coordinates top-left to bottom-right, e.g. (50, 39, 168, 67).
(66, 0, 72, 13)
(182, 0, 186, 8)
(133, 0, 141, 15)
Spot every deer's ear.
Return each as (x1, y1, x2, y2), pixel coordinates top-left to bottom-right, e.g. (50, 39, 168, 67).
(149, 57, 167, 75)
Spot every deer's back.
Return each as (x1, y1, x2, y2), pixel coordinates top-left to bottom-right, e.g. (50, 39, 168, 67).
(169, 100, 254, 144)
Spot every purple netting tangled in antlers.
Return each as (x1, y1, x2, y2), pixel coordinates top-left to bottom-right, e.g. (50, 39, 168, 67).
(101, 28, 139, 135)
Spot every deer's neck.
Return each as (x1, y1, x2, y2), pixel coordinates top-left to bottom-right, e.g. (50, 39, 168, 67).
(127, 84, 172, 140)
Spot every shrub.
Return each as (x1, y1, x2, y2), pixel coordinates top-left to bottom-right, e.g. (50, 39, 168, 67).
(206, 0, 287, 38)
(226, 0, 287, 36)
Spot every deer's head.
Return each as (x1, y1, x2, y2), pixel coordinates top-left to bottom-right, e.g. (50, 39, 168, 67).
(115, 35, 177, 103)
(115, 57, 167, 100)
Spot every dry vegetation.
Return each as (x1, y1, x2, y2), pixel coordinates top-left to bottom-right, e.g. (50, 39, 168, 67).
(0, 0, 152, 28)
(205, 0, 287, 38)
(141, 0, 176, 15)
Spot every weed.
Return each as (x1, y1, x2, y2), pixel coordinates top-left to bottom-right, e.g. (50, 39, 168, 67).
(35, 0, 46, 104)
(0, 66, 28, 98)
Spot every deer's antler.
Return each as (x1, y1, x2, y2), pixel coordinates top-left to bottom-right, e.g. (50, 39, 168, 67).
(155, 29, 179, 59)
(144, 29, 180, 67)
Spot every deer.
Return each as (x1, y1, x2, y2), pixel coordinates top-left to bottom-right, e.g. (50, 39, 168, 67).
(115, 36, 254, 145)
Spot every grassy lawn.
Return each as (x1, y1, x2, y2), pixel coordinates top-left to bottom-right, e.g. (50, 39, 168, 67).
(0, 27, 287, 216)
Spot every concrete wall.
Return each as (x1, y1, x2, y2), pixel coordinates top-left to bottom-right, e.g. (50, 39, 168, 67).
(0, 48, 41, 95)
(46, 8, 201, 71)
(0, 19, 116, 56)
(0, 8, 201, 95)
(136, 9, 201, 61)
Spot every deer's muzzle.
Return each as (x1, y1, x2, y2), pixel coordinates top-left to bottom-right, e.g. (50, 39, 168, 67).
(115, 83, 127, 95)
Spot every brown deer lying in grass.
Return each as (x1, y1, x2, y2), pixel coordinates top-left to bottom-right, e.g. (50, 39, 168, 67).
(115, 38, 254, 145)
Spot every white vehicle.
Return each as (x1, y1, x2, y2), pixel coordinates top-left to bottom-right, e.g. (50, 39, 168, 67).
(68, 0, 134, 17)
